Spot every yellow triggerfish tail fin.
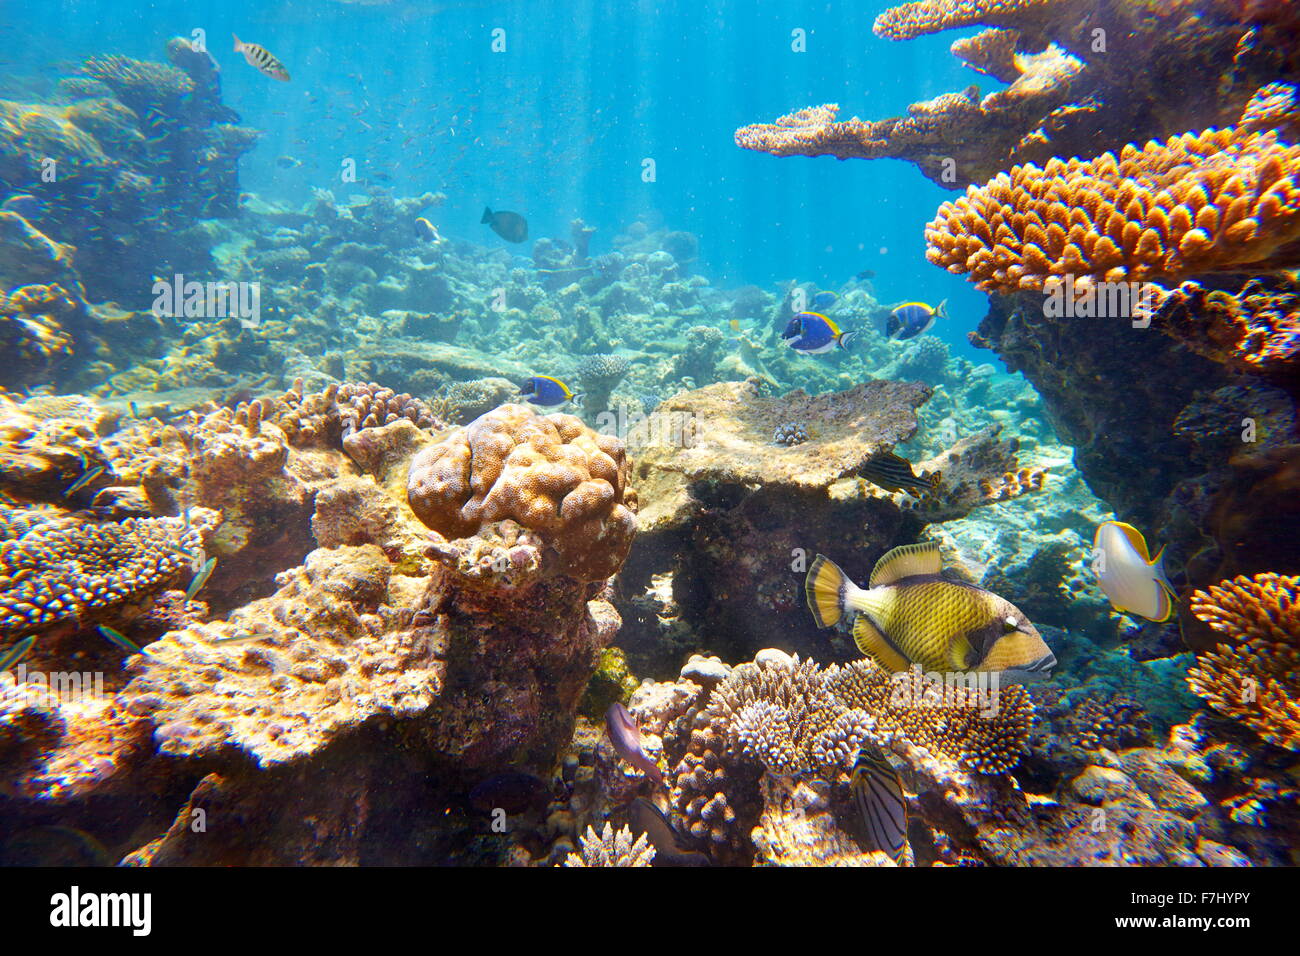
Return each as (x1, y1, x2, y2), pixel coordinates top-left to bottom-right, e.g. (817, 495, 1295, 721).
(806, 554, 848, 629)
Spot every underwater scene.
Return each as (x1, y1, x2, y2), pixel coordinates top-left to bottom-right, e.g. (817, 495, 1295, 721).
(0, 0, 1298, 879)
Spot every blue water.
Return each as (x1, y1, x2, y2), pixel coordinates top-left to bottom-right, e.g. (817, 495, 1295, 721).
(1, 0, 996, 360)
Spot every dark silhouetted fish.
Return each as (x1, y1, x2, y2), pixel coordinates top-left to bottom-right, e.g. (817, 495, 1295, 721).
(625, 798, 710, 866)
(482, 206, 528, 243)
(468, 771, 549, 815)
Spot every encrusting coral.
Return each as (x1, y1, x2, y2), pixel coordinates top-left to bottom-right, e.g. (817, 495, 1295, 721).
(407, 403, 637, 581)
(1187, 573, 1300, 751)
(1149, 274, 1300, 381)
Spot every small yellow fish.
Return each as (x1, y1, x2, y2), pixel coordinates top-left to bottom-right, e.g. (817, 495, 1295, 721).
(414, 217, 442, 243)
(233, 33, 290, 82)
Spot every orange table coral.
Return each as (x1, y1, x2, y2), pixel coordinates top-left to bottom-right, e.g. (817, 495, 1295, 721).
(925, 94, 1300, 293)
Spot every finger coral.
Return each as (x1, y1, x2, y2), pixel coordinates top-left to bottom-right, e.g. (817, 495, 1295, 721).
(925, 103, 1300, 293)
(406, 403, 637, 581)
(562, 823, 655, 867)
(1187, 573, 1300, 751)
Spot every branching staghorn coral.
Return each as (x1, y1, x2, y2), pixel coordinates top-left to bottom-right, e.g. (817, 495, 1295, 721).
(562, 823, 655, 867)
(1187, 573, 1300, 751)
(925, 95, 1300, 294)
(667, 652, 1035, 860)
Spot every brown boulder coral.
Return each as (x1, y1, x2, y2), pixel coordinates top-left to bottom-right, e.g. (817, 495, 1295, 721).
(1187, 573, 1300, 750)
(407, 403, 637, 581)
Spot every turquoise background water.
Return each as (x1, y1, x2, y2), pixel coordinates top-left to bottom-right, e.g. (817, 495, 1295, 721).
(1, 0, 1000, 360)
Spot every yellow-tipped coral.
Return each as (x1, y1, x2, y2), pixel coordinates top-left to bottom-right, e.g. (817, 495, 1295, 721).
(1187, 573, 1300, 751)
(925, 104, 1300, 293)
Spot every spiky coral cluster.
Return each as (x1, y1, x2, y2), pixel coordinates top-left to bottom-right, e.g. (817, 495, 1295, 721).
(667, 653, 1034, 860)
(827, 660, 1035, 774)
(711, 657, 876, 777)
(562, 823, 655, 867)
(406, 403, 637, 581)
(0, 515, 201, 638)
(925, 115, 1300, 293)
(1032, 688, 1156, 752)
(1187, 573, 1300, 751)
(1151, 276, 1300, 379)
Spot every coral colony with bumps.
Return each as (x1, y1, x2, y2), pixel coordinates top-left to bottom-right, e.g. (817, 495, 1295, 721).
(0, 0, 1297, 871)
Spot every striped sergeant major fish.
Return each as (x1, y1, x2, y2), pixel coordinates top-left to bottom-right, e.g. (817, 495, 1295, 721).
(858, 452, 941, 499)
(233, 34, 290, 82)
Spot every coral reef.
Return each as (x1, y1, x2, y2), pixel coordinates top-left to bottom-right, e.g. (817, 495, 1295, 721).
(562, 823, 655, 866)
(925, 95, 1300, 293)
(1187, 573, 1300, 750)
(738, 1, 1300, 189)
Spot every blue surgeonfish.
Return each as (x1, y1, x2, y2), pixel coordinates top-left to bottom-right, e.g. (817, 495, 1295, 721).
(885, 300, 948, 341)
(810, 290, 839, 311)
(519, 375, 582, 407)
(782, 311, 858, 354)
(1091, 521, 1178, 622)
